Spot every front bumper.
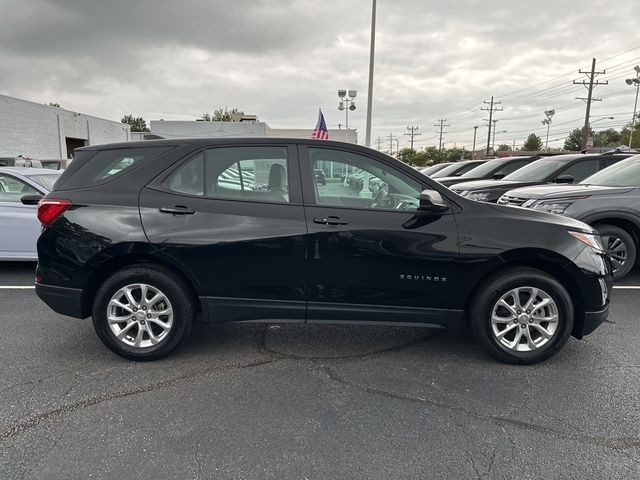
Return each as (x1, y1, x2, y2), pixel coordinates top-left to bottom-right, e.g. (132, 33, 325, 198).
(579, 305, 610, 338)
(36, 283, 86, 319)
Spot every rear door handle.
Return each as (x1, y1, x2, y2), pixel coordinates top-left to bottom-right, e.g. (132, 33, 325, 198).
(313, 216, 348, 226)
(159, 205, 195, 215)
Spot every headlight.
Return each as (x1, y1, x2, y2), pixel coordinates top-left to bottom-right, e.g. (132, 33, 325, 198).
(467, 191, 491, 202)
(530, 199, 575, 215)
(569, 230, 604, 251)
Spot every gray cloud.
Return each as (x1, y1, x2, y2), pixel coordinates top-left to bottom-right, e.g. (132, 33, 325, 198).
(0, 0, 638, 150)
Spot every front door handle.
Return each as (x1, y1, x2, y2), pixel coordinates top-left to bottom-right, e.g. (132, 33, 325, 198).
(159, 205, 195, 215)
(313, 216, 348, 226)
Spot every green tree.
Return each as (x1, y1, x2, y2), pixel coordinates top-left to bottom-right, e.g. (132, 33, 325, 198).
(593, 128, 622, 147)
(496, 144, 511, 152)
(523, 133, 544, 151)
(619, 113, 640, 149)
(200, 108, 245, 122)
(563, 127, 594, 151)
(121, 114, 150, 132)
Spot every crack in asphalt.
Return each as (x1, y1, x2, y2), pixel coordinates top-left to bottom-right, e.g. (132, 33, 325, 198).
(321, 366, 640, 453)
(258, 324, 442, 362)
(0, 358, 278, 443)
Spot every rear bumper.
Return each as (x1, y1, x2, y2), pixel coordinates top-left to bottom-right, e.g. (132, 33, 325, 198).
(36, 283, 86, 319)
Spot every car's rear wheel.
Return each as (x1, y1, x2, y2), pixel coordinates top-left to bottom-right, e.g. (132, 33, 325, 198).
(469, 268, 574, 364)
(596, 224, 636, 281)
(92, 266, 194, 361)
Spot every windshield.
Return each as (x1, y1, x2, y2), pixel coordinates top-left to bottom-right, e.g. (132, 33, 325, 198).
(459, 159, 505, 178)
(432, 162, 478, 178)
(580, 156, 640, 187)
(25, 173, 61, 191)
(421, 164, 448, 175)
(503, 159, 565, 181)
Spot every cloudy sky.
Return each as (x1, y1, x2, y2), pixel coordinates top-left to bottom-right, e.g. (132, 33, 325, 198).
(1, 0, 639, 151)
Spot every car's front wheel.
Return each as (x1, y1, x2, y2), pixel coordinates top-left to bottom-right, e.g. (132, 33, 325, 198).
(92, 265, 194, 361)
(469, 268, 574, 364)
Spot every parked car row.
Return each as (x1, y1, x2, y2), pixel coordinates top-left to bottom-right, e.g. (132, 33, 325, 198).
(425, 151, 640, 279)
(0, 156, 69, 170)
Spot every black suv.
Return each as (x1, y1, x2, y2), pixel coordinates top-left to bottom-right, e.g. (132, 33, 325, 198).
(500, 154, 640, 280)
(451, 153, 631, 203)
(32, 139, 612, 364)
(436, 155, 540, 187)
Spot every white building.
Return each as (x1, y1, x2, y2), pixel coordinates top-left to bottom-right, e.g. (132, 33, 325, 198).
(149, 120, 357, 143)
(0, 94, 130, 159)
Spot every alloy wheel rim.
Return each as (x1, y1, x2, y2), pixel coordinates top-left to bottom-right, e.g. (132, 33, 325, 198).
(107, 283, 174, 349)
(491, 287, 559, 352)
(602, 235, 627, 273)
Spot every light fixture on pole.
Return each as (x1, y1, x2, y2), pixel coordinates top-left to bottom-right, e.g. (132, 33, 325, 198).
(541, 109, 555, 151)
(625, 65, 640, 148)
(338, 90, 357, 131)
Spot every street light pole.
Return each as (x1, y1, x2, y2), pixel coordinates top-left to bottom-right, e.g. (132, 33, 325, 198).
(625, 66, 640, 148)
(491, 119, 499, 151)
(365, 0, 377, 147)
(472, 126, 478, 159)
(542, 109, 555, 151)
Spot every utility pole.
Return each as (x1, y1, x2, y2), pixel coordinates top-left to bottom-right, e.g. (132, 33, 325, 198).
(574, 58, 607, 151)
(434, 119, 450, 151)
(472, 126, 478, 159)
(481, 96, 502, 155)
(387, 132, 396, 155)
(404, 126, 420, 151)
(375, 136, 382, 150)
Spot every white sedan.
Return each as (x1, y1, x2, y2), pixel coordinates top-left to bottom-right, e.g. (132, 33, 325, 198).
(0, 167, 62, 260)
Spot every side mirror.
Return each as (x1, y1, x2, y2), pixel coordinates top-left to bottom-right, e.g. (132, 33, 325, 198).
(555, 175, 574, 184)
(419, 189, 449, 213)
(21, 194, 43, 205)
(492, 171, 506, 180)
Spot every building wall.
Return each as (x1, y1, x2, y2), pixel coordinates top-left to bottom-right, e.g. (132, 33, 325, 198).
(0, 94, 130, 158)
(149, 120, 357, 143)
(150, 120, 267, 139)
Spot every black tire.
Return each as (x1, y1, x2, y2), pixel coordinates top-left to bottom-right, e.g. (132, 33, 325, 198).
(92, 265, 195, 361)
(468, 267, 574, 364)
(596, 224, 636, 281)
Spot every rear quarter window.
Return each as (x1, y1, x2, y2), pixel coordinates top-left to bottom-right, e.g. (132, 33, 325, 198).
(54, 146, 174, 191)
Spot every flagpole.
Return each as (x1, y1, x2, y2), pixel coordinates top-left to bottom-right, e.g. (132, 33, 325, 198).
(365, 0, 376, 147)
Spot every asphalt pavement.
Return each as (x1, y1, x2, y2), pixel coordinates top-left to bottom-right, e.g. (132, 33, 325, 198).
(1, 262, 639, 479)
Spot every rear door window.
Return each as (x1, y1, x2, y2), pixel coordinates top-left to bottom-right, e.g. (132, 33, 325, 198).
(163, 146, 290, 204)
(0, 174, 40, 203)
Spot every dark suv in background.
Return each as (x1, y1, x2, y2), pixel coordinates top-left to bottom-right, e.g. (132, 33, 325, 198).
(429, 159, 486, 179)
(452, 153, 632, 203)
(31, 139, 612, 364)
(436, 155, 540, 187)
(500, 154, 640, 280)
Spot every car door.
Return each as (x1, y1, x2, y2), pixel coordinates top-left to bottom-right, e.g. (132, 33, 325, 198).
(0, 173, 43, 259)
(299, 145, 459, 326)
(139, 144, 308, 323)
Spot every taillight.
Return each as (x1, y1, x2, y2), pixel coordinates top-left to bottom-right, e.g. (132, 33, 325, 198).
(37, 199, 72, 226)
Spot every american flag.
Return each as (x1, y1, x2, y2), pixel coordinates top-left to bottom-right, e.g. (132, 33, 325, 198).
(311, 109, 329, 140)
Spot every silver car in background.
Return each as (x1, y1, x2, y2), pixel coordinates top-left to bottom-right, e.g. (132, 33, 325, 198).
(0, 167, 62, 260)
